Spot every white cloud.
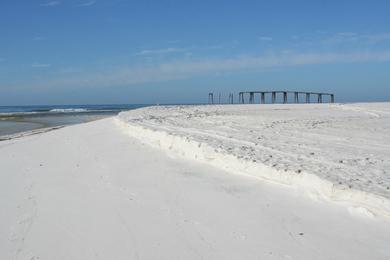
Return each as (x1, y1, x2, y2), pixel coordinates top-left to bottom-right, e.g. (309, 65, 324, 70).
(364, 33, 390, 43)
(259, 36, 273, 41)
(77, 0, 96, 7)
(41, 1, 61, 7)
(28, 50, 390, 89)
(203, 45, 224, 50)
(34, 36, 46, 41)
(322, 32, 359, 44)
(56, 67, 84, 74)
(135, 47, 187, 56)
(323, 32, 390, 45)
(167, 40, 181, 44)
(337, 32, 358, 37)
(32, 62, 51, 68)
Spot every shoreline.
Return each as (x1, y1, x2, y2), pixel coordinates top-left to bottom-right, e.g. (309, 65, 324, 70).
(0, 104, 148, 137)
(0, 114, 115, 138)
(0, 125, 65, 141)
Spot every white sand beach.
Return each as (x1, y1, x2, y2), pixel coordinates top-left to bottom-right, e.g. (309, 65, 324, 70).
(118, 103, 390, 216)
(1, 103, 390, 259)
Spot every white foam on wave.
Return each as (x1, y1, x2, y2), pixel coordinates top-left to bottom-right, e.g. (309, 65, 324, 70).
(0, 111, 38, 116)
(49, 108, 88, 113)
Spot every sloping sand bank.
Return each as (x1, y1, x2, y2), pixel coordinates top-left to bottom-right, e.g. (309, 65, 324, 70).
(118, 103, 390, 218)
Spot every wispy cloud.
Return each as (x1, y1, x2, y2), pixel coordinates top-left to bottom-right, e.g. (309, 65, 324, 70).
(322, 32, 390, 45)
(167, 40, 181, 44)
(259, 36, 273, 41)
(41, 1, 61, 7)
(364, 33, 390, 43)
(322, 32, 359, 44)
(77, 0, 96, 7)
(33, 36, 46, 41)
(27, 50, 390, 89)
(203, 45, 224, 50)
(55, 67, 84, 75)
(135, 47, 187, 56)
(32, 62, 51, 68)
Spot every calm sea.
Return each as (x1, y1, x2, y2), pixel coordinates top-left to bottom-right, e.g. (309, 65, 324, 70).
(0, 104, 148, 136)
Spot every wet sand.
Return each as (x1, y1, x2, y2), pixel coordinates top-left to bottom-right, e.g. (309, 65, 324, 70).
(0, 113, 114, 137)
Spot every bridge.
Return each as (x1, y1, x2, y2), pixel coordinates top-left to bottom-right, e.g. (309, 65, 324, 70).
(208, 91, 334, 104)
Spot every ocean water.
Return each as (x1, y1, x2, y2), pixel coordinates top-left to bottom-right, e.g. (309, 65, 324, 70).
(0, 104, 148, 136)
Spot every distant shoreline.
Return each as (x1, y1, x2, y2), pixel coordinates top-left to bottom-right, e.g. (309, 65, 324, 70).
(0, 104, 149, 137)
(0, 114, 114, 140)
(0, 125, 65, 141)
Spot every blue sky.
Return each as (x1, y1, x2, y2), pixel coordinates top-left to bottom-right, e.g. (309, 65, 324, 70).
(1, 0, 390, 105)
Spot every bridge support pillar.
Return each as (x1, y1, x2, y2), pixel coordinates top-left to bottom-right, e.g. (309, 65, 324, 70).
(318, 94, 322, 103)
(306, 93, 310, 103)
(239, 92, 244, 104)
(283, 92, 288, 104)
(294, 92, 299, 103)
(208, 93, 214, 104)
(249, 92, 254, 104)
(261, 92, 265, 104)
(272, 92, 276, 103)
